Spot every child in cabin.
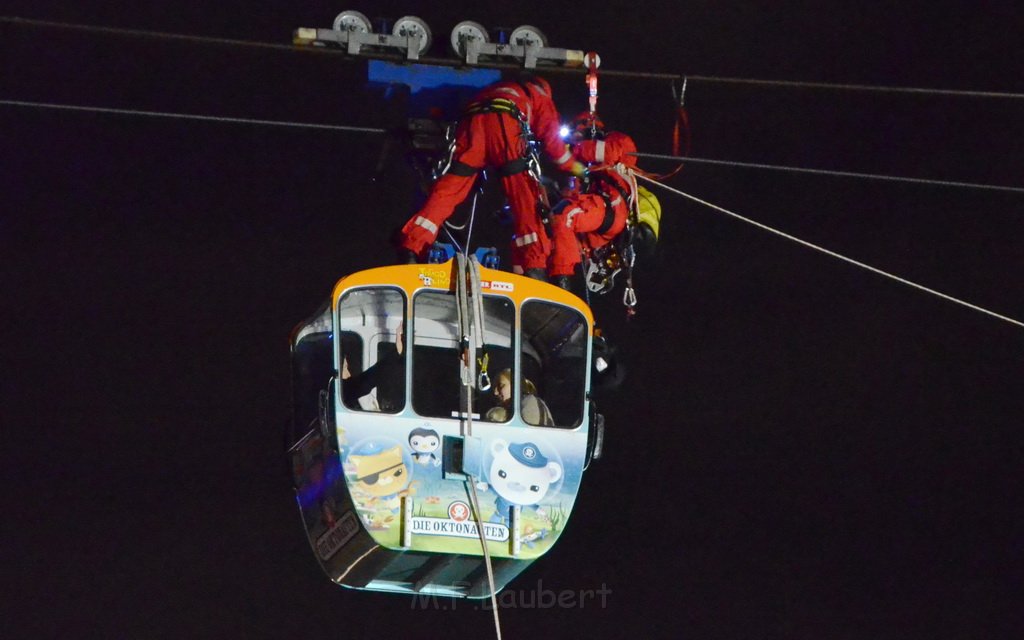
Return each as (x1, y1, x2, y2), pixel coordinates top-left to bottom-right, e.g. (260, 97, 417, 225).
(485, 368, 554, 426)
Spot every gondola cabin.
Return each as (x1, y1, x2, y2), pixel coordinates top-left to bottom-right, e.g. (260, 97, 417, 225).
(288, 258, 603, 598)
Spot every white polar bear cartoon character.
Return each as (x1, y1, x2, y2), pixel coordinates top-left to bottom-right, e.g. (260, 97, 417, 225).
(487, 439, 562, 523)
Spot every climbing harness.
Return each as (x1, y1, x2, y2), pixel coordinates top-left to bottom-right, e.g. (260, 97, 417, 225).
(432, 90, 551, 248)
(574, 159, 645, 317)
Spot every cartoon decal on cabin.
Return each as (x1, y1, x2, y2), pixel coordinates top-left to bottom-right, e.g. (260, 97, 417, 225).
(408, 427, 442, 467)
(338, 417, 584, 558)
(484, 439, 563, 524)
(346, 439, 416, 530)
(289, 257, 605, 597)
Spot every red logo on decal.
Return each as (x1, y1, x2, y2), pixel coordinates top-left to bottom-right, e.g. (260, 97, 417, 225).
(448, 501, 471, 522)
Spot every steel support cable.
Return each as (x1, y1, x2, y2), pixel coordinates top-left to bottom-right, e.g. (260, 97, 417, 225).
(4, 16, 1024, 101)
(5, 98, 1022, 197)
(635, 174, 1024, 330)
(0, 15, 299, 54)
(5, 97, 1021, 199)
(0, 98, 387, 134)
(599, 70, 1024, 100)
(635, 152, 1024, 195)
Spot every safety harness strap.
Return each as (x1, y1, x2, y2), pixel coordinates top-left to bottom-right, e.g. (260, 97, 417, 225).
(458, 97, 535, 179)
(596, 193, 618, 235)
(591, 172, 632, 207)
(463, 97, 522, 119)
(448, 160, 479, 177)
(587, 172, 629, 235)
(497, 158, 529, 176)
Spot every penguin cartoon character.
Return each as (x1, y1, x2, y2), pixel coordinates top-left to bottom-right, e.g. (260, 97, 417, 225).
(408, 427, 441, 467)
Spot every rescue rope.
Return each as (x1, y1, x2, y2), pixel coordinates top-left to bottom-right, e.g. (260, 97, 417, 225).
(465, 192, 478, 252)
(443, 178, 481, 236)
(442, 227, 464, 255)
(454, 254, 503, 639)
(442, 206, 467, 254)
(468, 479, 501, 639)
(636, 174, 1024, 329)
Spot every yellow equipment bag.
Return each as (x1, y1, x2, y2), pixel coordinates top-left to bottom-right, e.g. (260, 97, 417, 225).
(635, 185, 661, 240)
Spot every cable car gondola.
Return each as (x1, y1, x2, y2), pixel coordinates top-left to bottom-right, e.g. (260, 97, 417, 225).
(287, 256, 604, 598)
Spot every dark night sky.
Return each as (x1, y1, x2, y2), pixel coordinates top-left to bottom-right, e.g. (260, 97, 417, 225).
(3, 2, 1023, 638)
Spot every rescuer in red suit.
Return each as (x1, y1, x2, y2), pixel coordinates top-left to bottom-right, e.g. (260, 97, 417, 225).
(548, 118, 639, 287)
(396, 75, 583, 277)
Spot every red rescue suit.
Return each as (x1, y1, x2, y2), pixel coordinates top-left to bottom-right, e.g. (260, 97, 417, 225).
(549, 132, 638, 277)
(397, 78, 576, 271)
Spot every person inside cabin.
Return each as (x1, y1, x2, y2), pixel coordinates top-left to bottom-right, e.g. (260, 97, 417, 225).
(485, 368, 554, 426)
(341, 323, 406, 413)
(394, 73, 586, 279)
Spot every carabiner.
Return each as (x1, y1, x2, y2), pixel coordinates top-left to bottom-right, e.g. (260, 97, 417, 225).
(671, 75, 688, 108)
(623, 286, 637, 308)
(477, 353, 491, 391)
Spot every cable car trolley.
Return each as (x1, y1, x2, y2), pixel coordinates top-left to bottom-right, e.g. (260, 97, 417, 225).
(293, 11, 585, 68)
(288, 256, 604, 598)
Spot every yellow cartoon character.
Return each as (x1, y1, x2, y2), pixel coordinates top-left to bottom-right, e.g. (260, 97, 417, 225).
(348, 442, 413, 513)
